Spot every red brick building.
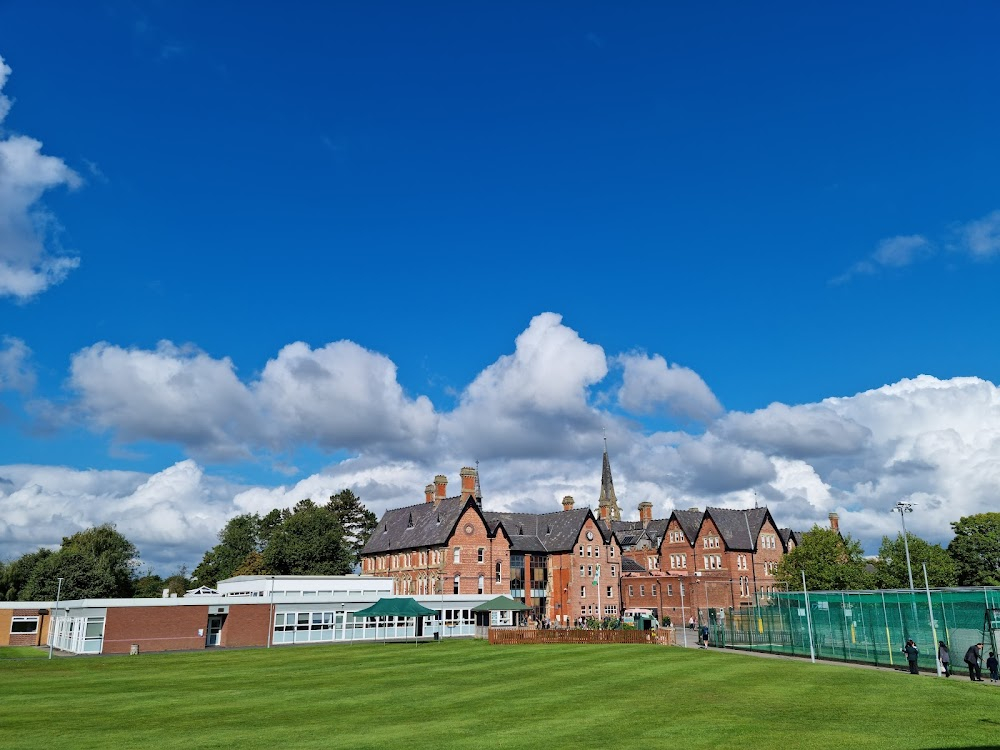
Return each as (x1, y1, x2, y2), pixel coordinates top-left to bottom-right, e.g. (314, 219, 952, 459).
(361, 464, 623, 625)
(620, 506, 804, 623)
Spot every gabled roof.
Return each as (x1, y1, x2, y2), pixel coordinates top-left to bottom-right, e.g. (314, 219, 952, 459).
(608, 518, 669, 549)
(669, 509, 704, 543)
(362, 496, 482, 555)
(779, 528, 802, 550)
(704, 507, 776, 552)
(483, 508, 595, 554)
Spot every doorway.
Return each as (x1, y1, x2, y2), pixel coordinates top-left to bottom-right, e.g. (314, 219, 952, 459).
(206, 615, 225, 647)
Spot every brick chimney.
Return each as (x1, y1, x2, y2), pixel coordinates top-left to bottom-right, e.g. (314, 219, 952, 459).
(562, 495, 575, 512)
(424, 484, 435, 504)
(638, 502, 653, 527)
(829, 512, 840, 532)
(599, 503, 610, 521)
(434, 474, 447, 502)
(460, 467, 477, 501)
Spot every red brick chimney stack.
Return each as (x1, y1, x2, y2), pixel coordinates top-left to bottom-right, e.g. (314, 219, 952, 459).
(599, 503, 610, 521)
(424, 484, 435, 504)
(459, 467, 477, 500)
(638, 502, 653, 527)
(562, 495, 574, 512)
(829, 512, 840, 532)
(434, 475, 447, 503)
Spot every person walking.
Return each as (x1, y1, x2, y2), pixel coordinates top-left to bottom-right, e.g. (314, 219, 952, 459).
(700, 624, 710, 649)
(938, 641, 951, 677)
(902, 639, 919, 674)
(988, 652, 1000, 683)
(964, 642, 984, 681)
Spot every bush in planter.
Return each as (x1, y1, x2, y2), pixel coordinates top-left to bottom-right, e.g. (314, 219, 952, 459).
(662, 616, 671, 627)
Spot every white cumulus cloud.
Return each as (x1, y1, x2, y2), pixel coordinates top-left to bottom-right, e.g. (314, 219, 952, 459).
(0, 55, 81, 301)
(617, 352, 722, 421)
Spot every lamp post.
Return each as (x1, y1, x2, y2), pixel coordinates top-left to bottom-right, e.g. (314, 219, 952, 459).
(893, 501, 916, 591)
(48, 577, 63, 660)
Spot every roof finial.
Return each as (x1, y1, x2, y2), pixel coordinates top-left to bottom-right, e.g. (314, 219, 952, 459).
(603, 426, 608, 455)
(474, 459, 482, 499)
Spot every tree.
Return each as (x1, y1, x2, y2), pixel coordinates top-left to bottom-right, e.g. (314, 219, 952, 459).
(774, 525, 874, 591)
(1, 548, 53, 601)
(948, 513, 1000, 586)
(193, 513, 263, 587)
(20, 525, 139, 600)
(875, 532, 957, 588)
(326, 489, 377, 566)
(263, 502, 352, 576)
(232, 551, 271, 577)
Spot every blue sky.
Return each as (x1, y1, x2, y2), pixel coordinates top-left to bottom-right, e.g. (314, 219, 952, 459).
(2, 3, 1000, 573)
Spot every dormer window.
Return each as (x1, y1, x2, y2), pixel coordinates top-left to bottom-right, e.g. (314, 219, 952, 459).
(436, 513, 441, 524)
(383, 523, 387, 533)
(518, 525, 524, 535)
(545, 524, 551, 535)
(407, 513, 414, 529)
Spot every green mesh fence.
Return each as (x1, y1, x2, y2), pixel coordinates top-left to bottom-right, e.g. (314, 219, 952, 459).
(708, 588, 1000, 672)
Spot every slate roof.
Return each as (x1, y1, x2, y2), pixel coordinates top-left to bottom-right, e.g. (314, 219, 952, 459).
(621, 557, 647, 573)
(670, 509, 704, 542)
(779, 528, 802, 550)
(483, 508, 595, 554)
(362, 498, 600, 556)
(607, 518, 669, 550)
(361, 496, 474, 555)
(704, 507, 774, 552)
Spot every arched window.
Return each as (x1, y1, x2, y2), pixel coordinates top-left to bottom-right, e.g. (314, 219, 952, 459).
(453, 575, 460, 594)
(495, 561, 502, 583)
(478, 575, 484, 594)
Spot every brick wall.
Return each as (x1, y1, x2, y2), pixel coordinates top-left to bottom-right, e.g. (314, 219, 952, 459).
(222, 604, 271, 648)
(556, 518, 622, 623)
(103, 605, 209, 654)
(4, 608, 47, 647)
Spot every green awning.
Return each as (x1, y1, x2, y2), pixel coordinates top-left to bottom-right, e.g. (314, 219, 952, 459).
(471, 596, 530, 612)
(352, 597, 437, 618)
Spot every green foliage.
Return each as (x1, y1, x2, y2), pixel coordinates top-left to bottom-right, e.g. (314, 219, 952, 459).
(193, 488, 376, 584)
(326, 489, 377, 566)
(193, 513, 264, 587)
(774, 525, 874, 591)
(133, 567, 192, 598)
(263, 502, 352, 576)
(875, 532, 957, 588)
(4, 525, 138, 601)
(232, 551, 271, 577)
(1, 548, 53, 601)
(948, 512, 1000, 586)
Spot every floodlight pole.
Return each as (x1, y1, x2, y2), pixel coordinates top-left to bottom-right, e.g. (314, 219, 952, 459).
(48, 577, 63, 659)
(893, 501, 916, 591)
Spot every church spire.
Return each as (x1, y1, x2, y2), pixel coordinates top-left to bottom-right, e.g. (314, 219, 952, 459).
(597, 432, 622, 522)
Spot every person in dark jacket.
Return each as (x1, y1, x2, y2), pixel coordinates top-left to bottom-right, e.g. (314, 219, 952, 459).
(902, 639, 919, 674)
(938, 641, 951, 677)
(988, 652, 999, 683)
(700, 624, 710, 649)
(965, 643, 984, 681)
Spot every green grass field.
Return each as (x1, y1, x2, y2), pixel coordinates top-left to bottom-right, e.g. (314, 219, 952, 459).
(1, 641, 996, 750)
(0, 645, 46, 659)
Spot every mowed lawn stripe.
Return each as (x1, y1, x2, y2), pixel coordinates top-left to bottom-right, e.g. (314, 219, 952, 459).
(0, 641, 993, 749)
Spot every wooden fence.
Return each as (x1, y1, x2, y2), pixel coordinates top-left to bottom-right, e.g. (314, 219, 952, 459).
(488, 628, 673, 646)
